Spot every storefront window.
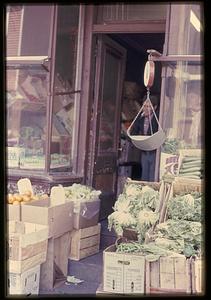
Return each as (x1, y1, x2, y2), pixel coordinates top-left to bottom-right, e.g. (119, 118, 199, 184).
(160, 3, 203, 151)
(6, 4, 82, 174)
(50, 5, 80, 171)
(6, 66, 49, 170)
(167, 4, 203, 55)
(162, 63, 203, 149)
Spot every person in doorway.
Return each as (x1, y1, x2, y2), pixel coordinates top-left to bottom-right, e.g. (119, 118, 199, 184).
(130, 95, 159, 181)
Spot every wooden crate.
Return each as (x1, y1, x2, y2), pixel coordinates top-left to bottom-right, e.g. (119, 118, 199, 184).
(8, 264, 40, 295)
(145, 256, 192, 295)
(173, 177, 203, 194)
(8, 221, 48, 274)
(69, 223, 101, 261)
(39, 231, 71, 291)
(73, 198, 100, 229)
(8, 221, 48, 261)
(7, 204, 21, 221)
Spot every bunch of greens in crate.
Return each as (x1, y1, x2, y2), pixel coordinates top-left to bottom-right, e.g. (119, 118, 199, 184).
(115, 188, 204, 258)
(108, 181, 160, 241)
(64, 183, 101, 202)
(161, 138, 180, 154)
(149, 191, 203, 257)
(166, 192, 202, 222)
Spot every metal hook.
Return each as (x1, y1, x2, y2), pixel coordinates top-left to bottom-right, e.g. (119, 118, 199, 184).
(146, 87, 150, 100)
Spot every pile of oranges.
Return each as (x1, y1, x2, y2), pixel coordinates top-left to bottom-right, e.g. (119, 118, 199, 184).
(7, 191, 48, 205)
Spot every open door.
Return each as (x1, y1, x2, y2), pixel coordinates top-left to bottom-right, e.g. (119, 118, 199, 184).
(87, 35, 126, 220)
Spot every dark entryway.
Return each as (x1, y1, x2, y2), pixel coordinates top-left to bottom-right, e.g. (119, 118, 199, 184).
(87, 32, 165, 220)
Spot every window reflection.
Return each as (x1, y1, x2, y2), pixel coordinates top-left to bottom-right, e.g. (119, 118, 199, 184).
(7, 68, 48, 169)
(162, 64, 203, 149)
(99, 52, 119, 151)
(50, 5, 80, 171)
(168, 4, 203, 55)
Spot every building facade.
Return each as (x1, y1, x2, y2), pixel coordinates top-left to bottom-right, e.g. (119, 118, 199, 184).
(6, 3, 203, 219)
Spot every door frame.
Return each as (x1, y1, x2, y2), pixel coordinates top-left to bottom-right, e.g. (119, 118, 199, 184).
(82, 4, 168, 185)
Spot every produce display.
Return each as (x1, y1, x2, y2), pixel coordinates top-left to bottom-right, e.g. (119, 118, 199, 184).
(7, 191, 48, 205)
(115, 189, 204, 259)
(178, 155, 204, 179)
(64, 183, 101, 202)
(161, 139, 199, 155)
(161, 138, 180, 154)
(108, 182, 160, 242)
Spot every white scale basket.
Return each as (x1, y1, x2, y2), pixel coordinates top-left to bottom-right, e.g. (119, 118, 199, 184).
(127, 59, 166, 151)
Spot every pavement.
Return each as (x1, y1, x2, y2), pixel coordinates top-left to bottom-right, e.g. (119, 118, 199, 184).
(39, 219, 118, 297)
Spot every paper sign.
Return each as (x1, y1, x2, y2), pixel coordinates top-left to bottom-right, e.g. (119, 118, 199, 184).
(50, 185, 65, 206)
(17, 178, 34, 195)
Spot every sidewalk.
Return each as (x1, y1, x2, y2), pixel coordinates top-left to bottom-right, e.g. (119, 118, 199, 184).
(39, 219, 117, 296)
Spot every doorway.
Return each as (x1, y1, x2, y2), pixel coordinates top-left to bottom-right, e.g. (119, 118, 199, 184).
(87, 32, 165, 220)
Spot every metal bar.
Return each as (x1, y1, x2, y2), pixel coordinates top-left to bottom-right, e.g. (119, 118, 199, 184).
(6, 56, 49, 64)
(53, 90, 81, 96)
(150, 55, 202, 62)
(92, 22, 166, 33)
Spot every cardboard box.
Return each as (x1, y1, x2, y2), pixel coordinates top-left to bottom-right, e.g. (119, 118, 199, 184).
(103, 244, 145, 294)
(69, 223, 101, 261)
(21, 198, 74, 238)
(7, 204, 21, 221)
(73, 198, 100, 229)
(8, 264, 40, 295)
(8, 221, 48, 261)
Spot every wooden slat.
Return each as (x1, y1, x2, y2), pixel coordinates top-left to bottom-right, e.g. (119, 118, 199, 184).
(40, 231, 71, 291)
(159, 257, 174, 289)
(70, 244, 100, 261)
(150, 260, 160, 289)
(9, 251, 46, 274)
(80, 234, 100, 249)
(40, 238, 54, 291)
(54, 231, 71, 276)
(145, 260, 150, 294)
(174, 257, 188, 290)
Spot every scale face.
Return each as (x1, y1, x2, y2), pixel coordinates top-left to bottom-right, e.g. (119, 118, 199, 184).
(144, 60, 155, 88)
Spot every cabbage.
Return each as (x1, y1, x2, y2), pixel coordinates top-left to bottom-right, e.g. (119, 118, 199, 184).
(64, 183, 101, 202)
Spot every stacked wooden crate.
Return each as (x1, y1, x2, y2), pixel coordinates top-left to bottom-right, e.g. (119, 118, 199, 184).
(68, 197, 101, 261)
(8, 221, 48, 295)
(69, 224, 101, 261)
(21, 197, 74, 291)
